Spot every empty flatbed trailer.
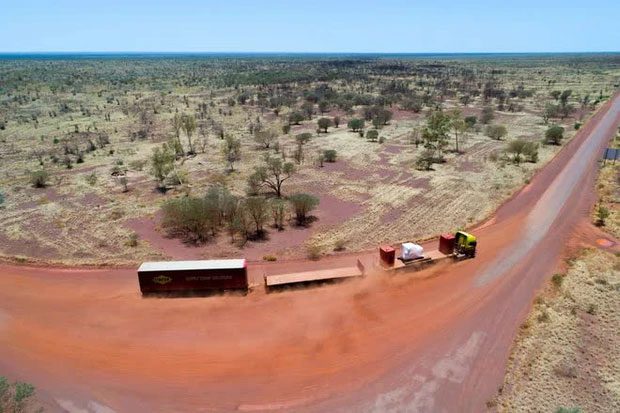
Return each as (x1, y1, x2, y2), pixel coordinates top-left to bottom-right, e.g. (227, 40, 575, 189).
(264, 259, 365, 290)
(138, 259, 248, 294)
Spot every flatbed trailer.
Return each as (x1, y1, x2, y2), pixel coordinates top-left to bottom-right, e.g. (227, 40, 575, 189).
(265, 259, 365, 290)
(385, 249, 453, 272)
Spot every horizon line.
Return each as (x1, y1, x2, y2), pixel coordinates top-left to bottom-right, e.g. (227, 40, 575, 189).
(1, 50, 619, 55)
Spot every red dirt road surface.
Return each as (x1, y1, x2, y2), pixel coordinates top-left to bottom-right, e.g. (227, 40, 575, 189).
(1, 93, 619, 412)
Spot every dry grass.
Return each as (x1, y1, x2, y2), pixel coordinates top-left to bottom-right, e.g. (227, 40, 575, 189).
(495, 153, 620, 412)
(0, 59, 618, 264)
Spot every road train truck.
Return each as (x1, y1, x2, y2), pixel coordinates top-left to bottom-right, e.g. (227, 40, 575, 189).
(379, 231, 477, 272)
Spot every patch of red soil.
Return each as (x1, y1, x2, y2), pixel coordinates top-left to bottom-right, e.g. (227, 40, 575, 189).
(125, 214, 205, 260)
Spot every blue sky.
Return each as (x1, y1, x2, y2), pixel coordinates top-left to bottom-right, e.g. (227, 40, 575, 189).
(1, 0, 618, 53)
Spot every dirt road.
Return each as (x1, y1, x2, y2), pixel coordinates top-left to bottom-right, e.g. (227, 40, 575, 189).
(1, 93, 618, 413)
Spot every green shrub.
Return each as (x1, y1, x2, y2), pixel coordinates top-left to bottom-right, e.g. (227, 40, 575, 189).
(263, 255, 277, 261)
(29, 169, 49, 188)
(84, 172, 98, 186)
(161, 197, 213, 243)
(556, 407, 582, 413)
(551, 273, 564, 288)
(323, 149, 337, 162)
(289, 193, 319, 225)
(306, 244, 321, 260)
(126, 232, 139, 247)
(545, 125, 564, 145)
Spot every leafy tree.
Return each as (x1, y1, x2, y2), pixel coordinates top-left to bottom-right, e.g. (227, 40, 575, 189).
(421, 110, 451, 158)
(318, 100, 329, 114)
(485, 124, 508, 140)
(481, 105, 495, 124)
(317, 117, 332, 133)
(254, 130, 276, 149)
(347, 118, 365, 132)
(545, 125, 564, 145)
(289, 193, 319, 225)
(550, 90, 562, 101)
(543, 103, 560, 123)
(29, 169, 49, 188)
(150, 144, 175, 189)
(282, 124, 291, 134)
(523, 141, 539, 163)
(222, 135, 242, 171)
(288, 111, 305, 125)
(301, 101, 315, 119)
(506, 139, 528, 163)
(559, 89, 572, 106)
(244, 196, 269, 236)
(248, 155, 295, 197)
(172, 113, 183, 140)
(295, 132, 312, 146)
(161, 196, 212, 243)
(449, 108, 466, 152)
(271, 198, 286, 230)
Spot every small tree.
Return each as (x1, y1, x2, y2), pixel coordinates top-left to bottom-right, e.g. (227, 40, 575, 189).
(347, 118, 365, 132)
(481, 106, 495, 124)
(282, 124, 291, 135)
(421, 110, 451, 159)
(29, 169, 49, 188)
(222, 135, 241, 171)
(150, 144, 175, 189)
(506, 139, 528, 163)
(181, 114, 197, 154)
(254, 130, 276, 149)
(271, 198, 286, 230)
(545, 125, 564, 145)
(485, 124, 508, 140)
(449, 108, 466, 152)
(318, 101, 329, 114)
(333, 116, 340, 128)
(295, 132, 312, 146)
(523, 141, 539, 163)
(301, 101, 315, 119)
(317, 117, 332, 133)
(289, 193, 319, 225)
(248, 156, 295, 197)
(244, 196, 269, 236)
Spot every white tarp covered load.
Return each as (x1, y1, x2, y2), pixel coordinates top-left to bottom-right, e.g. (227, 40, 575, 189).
(401, 242, 424, 260)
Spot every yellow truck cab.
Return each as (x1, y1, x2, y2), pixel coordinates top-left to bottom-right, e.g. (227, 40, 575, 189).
(454, 231, 477, 258)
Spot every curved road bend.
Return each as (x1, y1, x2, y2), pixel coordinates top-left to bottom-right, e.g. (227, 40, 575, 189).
(0, 92, 618, 412)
